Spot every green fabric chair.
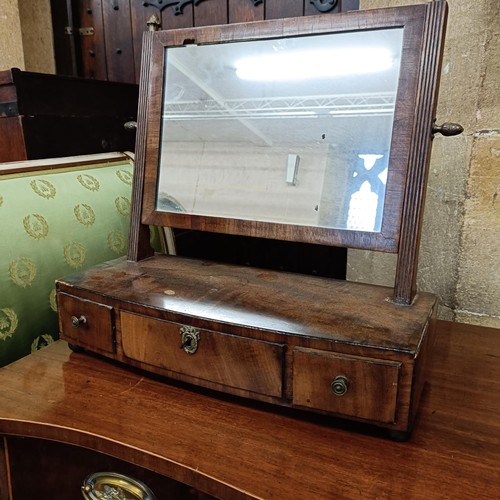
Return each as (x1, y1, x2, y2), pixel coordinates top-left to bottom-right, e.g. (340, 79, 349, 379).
(0, 154, 160, 367)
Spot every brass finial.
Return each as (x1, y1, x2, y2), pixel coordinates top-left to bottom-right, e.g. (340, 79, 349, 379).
(146, 14, 161, 32)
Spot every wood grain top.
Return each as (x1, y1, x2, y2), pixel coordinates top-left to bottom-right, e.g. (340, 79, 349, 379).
(0, 321, 498, 499)
(57, 255, 436, 353)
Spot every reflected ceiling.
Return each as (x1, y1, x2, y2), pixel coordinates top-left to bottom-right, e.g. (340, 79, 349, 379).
(161, 28, 403, 150)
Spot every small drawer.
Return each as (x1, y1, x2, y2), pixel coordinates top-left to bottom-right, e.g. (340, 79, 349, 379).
(120, 311, 284, 398)
(293, 349, 401, 423)
(57, 293, 114, 353)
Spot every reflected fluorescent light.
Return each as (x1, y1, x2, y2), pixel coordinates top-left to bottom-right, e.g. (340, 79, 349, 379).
(235, 48, 394, 81)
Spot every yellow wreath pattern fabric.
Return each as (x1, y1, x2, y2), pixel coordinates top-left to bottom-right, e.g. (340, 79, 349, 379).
(0, 308, 18, 341)
(23, 213, 49, 239)
(9, 257, 37, 288)
(31, 179, 56, 199)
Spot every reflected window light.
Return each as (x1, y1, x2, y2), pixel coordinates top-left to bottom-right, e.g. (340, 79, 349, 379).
(378, 167, 388, 185)
(235, 48, 394, 81)
(347, 154, 385, 231)
(358, 153, 383, 170)
(347, 181, 378, 231)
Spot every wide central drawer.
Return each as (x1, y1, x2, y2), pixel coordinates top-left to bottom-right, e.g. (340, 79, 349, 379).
(120, 311, 284, 398)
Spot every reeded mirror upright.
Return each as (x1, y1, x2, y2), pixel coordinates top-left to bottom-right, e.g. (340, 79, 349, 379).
(57, 1, 461, 439)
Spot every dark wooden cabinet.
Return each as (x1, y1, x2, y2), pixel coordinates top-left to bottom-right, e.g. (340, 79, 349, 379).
(4, 437, 211, 499)
(0, 68, 138, 162)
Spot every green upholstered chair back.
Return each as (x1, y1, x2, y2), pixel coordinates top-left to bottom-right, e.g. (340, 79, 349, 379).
(0, 153, 142, 366)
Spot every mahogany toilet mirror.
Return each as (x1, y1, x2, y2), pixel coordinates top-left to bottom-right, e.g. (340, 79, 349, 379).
(56, 0, 462, 440)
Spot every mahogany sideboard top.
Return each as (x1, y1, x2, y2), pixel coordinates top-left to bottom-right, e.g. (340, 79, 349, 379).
(0, 320, 498, 499)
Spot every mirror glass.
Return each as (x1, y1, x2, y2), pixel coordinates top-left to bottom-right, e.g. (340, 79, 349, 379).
(156, 28, 403, 232)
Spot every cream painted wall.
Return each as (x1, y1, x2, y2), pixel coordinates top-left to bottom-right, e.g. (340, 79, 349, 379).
(0, 0, 54, 73)
(18, 0, 56, 73)
(351, 0, 500, 327)
(0, 0, 24, 69)
(159, 142, 329, 226)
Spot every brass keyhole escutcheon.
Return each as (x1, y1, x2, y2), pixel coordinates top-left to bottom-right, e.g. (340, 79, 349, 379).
(71, 315, 87, 328)
(331, 375, 349, 396)
(179, 326, 200, 355)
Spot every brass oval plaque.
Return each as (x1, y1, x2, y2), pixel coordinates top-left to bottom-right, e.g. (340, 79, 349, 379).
(82, 472, 156, 500)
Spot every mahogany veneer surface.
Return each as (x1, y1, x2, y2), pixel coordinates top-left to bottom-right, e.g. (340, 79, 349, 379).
(0, 321, 498, 499)
(56, 255, 435, 350)
(55, 255, 436, 433)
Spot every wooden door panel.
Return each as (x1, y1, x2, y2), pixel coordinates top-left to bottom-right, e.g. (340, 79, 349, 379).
(78, 0, 107, 80)
(50, 0, 79, 76)
(229, 0, 264, 23)
(161, 4, 194, 30)
(69, 1, 358, 83)
(102, 0, 136, 83)
(265, 0, 304, 19)
(194, 0, 227, 26)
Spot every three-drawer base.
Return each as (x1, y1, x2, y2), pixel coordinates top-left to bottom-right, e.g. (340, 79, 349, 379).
(56, 256, 437, 437)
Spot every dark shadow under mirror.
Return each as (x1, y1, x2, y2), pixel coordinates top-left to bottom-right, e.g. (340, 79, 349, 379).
(173, 229, 347, 279)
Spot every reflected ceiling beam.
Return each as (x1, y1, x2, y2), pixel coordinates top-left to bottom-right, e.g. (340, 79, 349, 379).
(168, 57, 273, 146)
(164, 92, 396, 119)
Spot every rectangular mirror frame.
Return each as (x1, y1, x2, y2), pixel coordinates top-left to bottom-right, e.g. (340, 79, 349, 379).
(130, 2, 447, 304)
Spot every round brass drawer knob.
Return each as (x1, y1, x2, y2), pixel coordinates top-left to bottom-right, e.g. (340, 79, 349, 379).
(71, 315, 87, 328)
(331, 375, 349, 396)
